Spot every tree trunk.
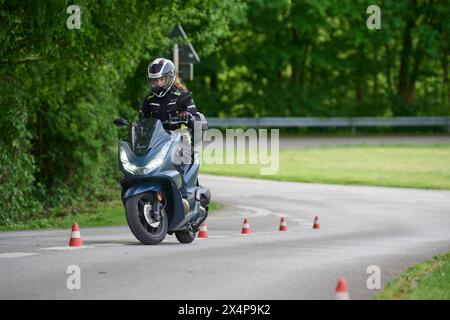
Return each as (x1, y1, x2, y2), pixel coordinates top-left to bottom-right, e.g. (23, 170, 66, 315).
(308, 43, 316, 95)
(398, 19, 415, 107)
(373, 40, 379, 98)
(384, 44, 394, 95)
(443, 51, 449, 104)
(291, 28, 300, 82)
(210, 72, 217, 91)
(406, 46, 424, 109)
(356, 45, 365, 106)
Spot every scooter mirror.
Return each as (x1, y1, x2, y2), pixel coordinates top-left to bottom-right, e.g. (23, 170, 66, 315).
(113, 118, 129, 128)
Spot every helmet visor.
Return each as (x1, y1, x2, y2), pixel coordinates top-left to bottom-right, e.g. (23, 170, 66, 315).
(148, 74, 173, 92)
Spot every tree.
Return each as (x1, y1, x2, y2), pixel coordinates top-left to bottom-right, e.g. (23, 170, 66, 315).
(0, 0, 245, 223)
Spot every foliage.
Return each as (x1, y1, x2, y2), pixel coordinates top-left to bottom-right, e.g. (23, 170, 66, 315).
(0, 0, 243, 224)
(190, 0, 449, 118)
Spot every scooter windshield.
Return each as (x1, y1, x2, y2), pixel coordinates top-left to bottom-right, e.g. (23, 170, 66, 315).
(130, 118, 168, 155)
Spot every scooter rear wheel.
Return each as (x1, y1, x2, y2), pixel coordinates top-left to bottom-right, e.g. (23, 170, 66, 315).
(125, 193, 168, 245)
(175, 230, 196, 244)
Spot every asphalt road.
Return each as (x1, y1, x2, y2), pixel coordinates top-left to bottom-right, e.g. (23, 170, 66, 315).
(1, 174, 449, 299)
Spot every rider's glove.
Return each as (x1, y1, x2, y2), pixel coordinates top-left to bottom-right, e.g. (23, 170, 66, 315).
(178, 111, 192, 123)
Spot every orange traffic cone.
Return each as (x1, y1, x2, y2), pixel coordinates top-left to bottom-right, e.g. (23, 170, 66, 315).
(335, 278, 350, 300)
(279, 217, 288, 231)
(198, 223, 208, 238)
(241, 218, 251, 235)
(68, 223, 83, 247)
(313, 216, 320, 229)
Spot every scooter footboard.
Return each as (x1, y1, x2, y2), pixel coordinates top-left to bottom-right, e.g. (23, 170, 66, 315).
(192, 205, 208, 232)
(189, 186, 211, 232)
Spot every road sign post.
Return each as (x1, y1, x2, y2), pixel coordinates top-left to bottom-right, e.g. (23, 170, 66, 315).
(170, 24, 200, 81)
(173, 42, 179, 78)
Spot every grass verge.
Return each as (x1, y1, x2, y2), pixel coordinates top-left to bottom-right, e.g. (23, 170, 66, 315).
(201, 144, 450, 189)
(375, 252, 450, 299)
(0, 200, 222, 232)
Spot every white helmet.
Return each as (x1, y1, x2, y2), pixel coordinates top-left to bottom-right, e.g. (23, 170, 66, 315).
(147, 58, 176, 97)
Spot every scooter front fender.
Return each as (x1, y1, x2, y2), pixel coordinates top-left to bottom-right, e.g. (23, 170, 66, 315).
(121, 181, 162, 200)
(120, 172, 185, 232)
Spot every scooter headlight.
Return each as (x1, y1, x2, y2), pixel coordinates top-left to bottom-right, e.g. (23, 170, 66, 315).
(119, 142, 171, 175)
(119, 145, 138, 174)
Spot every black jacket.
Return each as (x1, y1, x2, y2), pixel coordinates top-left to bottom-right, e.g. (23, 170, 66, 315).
(140, 86, 201, 131)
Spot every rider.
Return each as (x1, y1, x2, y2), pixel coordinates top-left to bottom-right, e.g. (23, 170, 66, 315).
(140, 57, 201, 214)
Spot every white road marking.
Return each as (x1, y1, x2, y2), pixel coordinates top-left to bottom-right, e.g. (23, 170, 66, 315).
(282, 196, 325, 202)
(233, 206, 312, 229)
(235, 205, 272, 218)
(198, 235, 231, 239)
(271, 212, 311, 228)
(253, 231, 278, 234)
(291, 218, 314, 228)
(0, 252, 40, 258)
(217, 193, 233, 197)
(40, 246, 94, 251)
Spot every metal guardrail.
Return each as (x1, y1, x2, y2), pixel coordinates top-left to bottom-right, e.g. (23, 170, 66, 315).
(207, 116, 450, 132)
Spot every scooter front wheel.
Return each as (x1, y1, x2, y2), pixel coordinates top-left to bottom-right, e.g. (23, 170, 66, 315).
(125, 193, 168, 245)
